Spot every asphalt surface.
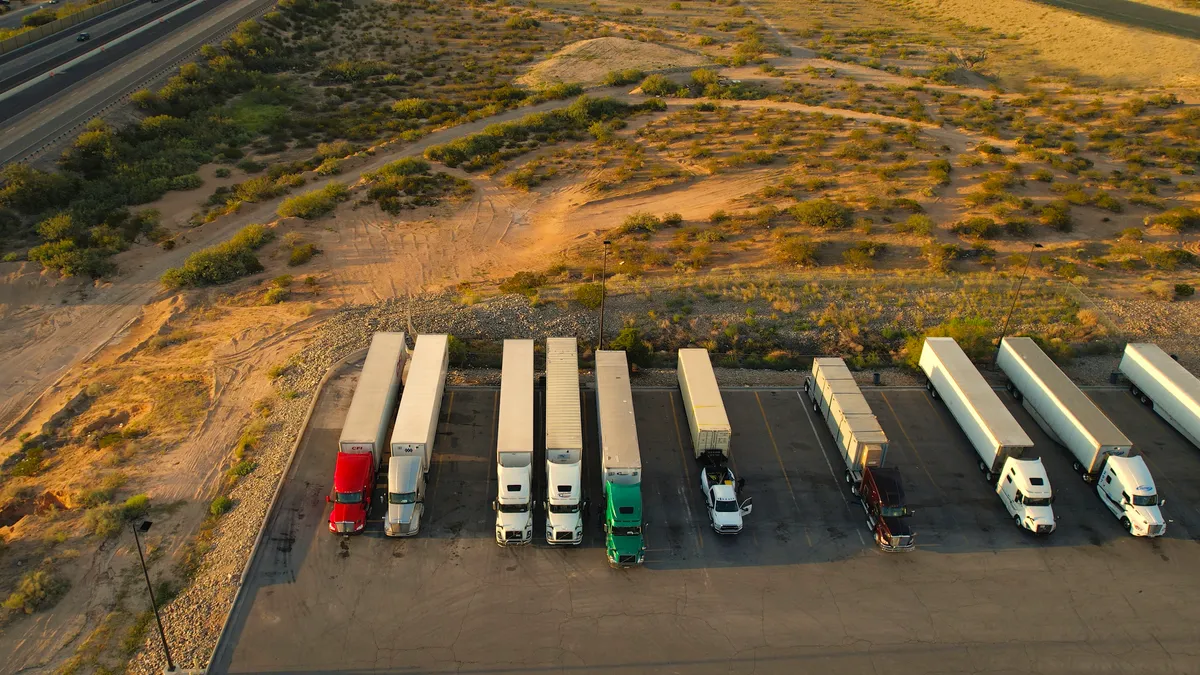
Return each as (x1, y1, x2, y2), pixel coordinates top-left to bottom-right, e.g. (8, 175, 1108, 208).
(1034, 0, 1200, 39)
(0, 0, 179, 92)
(211, 375, 1200, 674)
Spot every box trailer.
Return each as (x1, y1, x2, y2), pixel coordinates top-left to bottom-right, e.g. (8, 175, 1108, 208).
(677, 348, 732, 461)
(545, 337, 584, 545)
(390, 334, 449, 472)
(494, 339, 534, 546)
(1120, 343, 1200, 450)
(998, 337, 1133, 478)
(338, 332, 407, 463)
(595, 350, 645, 567)
(804, 357, 854, 397)
(919, 337, 1033, 479)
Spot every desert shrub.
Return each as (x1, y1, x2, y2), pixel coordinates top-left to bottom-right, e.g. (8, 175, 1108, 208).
(843, 240, 886, 269)
(573, 283, 605, 309)
(122, 494, 150, 521)
(1091, 191, 1122, 213)
(289, 243, 318, 266)
(1030, 168, 1054, 183)
(1145, 281, 1175, 301)
(277, 182, 348, 219)
(315, 158, 342, 176)
(928, 159, 952, 185)
(505, 15, 540, 29)
(533, 82, 585, 102)
(2, 571, 69, 615)
(1145, 207, 1199, 232)
(661, 212, 683, 226)
(499, 271, 546, 296)
(1142, 246, 1195, 271)
(161, 224, 272, 288)
(262, 287, 289, 304)
(84, 505, 124, 537)
(1004, 219, 1033, 238)
(320, 59, 390, 82)
(210, 496, 234, 516)
(1176, 283, 1196, 299)
(615, 212, 663, 235)
(895, 214, 935, 237)
(922, 242, 960, 272)
(639, 74, 684, 97)
(789, 199, 851, 230)
(609, 327, 652, 367)
(602, 69, 645, 86)
(1119, 227, 1144, 241)
(1039, 201, 1073, 232)
(774, 235, 820, 266)
(229, 460, 257, 477)
(904, 317, 992, 368)
(953, 217, 1001, 240)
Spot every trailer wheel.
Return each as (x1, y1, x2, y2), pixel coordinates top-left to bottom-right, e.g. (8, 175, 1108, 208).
(1139, 394, 1150, 406)
(1130, 384, 1140, 397)
(1072, 461, 1082, 473)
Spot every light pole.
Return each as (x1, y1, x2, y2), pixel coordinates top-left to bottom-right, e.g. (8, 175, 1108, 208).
(994, 242, 1043, 366)
(597, 240, 611, 352)
(132, 520, 175, 673)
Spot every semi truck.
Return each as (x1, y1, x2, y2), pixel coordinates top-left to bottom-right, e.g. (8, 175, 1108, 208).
(493, 339, 535, 546)
(808, 358, 913, 551)
(1120, 343, 1200, 450)
(330, 332, 407, 535)
(998, 338, 1164, 535)
(678, 348, 751, 534)
(385, 455, 425, 537)
(596, 350, 646, 567)
(920, 337, 1056, 534)
(389, 333, 449, 473)
(544, 337, 585, 545)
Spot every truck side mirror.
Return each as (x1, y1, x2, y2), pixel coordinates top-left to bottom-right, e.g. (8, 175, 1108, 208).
(601, 523, 609, 533)
(491, 500, 498, 511)
(1160, 498, 1166, 507)
(325, 495, 332, 503)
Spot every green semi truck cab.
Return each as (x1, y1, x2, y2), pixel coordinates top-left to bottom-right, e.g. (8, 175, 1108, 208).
(603, 482, 644, 567)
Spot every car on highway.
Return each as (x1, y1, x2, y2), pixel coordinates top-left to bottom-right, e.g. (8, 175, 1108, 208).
(76, 32, 90, 41)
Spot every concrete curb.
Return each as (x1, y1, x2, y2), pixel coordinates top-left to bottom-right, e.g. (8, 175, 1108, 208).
(204, 346, 369, 673)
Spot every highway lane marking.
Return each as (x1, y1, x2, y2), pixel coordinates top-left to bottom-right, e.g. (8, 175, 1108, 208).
(796, 392, 864, 546)
(753, 392, 811, 547)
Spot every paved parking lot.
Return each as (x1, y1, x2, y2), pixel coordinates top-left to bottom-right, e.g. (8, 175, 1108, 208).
(211, 374, 1200, 674)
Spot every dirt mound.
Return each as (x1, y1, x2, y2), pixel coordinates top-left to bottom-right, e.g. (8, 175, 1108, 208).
(517, 37, 710, 87)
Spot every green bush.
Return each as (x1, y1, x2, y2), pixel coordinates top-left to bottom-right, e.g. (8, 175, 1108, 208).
(22, 9, 57, 27)
(499, 271, 546, 296)
(84, 505, 124, 537)
(615, 212, 662, 235)
(1176, 283, 1196, 299)
(789, 199, 852, 230)
(922, 242, 960, 272)
(210, 496, 234, 516)
(843, 240, 886, 269)
(289, 243, 318, 266)
(262, 287, 289, 304)
(639, 74, 684, 97)
(1039, 201, 1073, 232)
(122, 494, 150, 521)
(904, 317, 992, 368)
(277, 182, 349, 219)
(895, 214, 934, 236)
(229, 460, 257, 477)
(602, 69, 645, 86)
(161, 224, 273, 288)
(953, 217, 1000, 240)
(774, 235, 820, 266)
(1145, 207, 1199, 232)
(505, 15, 540, 29)
(2, 570, 69, 614)
(609, 327, 652, 367)
(574, 283, 605, 309)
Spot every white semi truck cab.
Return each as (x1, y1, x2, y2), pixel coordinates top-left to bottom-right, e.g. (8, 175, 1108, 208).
(1097, 455, 1166, 537)
(385, 455, 425, 537)
(493, 340, 534, 546)
(545, 338, 585, 545)
(996, 457, 1056, 534)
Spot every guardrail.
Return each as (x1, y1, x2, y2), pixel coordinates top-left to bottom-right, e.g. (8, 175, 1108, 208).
(0, 0, 139, 55)
(0, 0, 274, 165)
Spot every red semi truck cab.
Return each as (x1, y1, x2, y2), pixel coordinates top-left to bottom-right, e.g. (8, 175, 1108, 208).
(859, 466, 915, 551)
(328, 452, 375, 534)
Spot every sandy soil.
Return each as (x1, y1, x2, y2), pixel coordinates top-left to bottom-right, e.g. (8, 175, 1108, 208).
(517, 37, 710, 87)
(906, 0, 1200, 89)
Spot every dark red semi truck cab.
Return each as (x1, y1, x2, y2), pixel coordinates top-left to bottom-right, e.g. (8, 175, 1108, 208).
(858, 466, 915, 551)
(328, 452, 375, 534)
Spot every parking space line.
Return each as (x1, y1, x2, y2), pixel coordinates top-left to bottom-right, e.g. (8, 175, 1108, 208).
(424, 392, 455, 526)
(796, 393, 864, 546)
(753, 392, 811, 545)
(484, 391, 498, 502)
(668, 392, 704, 552)
(880, 391, 944, 497)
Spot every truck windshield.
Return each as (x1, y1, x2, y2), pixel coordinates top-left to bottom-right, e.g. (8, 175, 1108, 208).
(714, 500, 738, 513)
(879, 506, 907, 518)
(389, 492, 417, 505)
(1023, 496, 1052, 507)
(334, 491, 362, 504)
(1132, 494, 1159, 507)
(550, 503, 580, 514)
(498, 502, 529, 513)
(611, 526, 641, 536)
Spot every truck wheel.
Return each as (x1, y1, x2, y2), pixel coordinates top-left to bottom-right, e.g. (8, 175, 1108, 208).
(1130, 384, 1140, 397)
(1121, 517, 1133, 534)
(1072, 461, 1082, 473)
(1014, 514, 1022, 529)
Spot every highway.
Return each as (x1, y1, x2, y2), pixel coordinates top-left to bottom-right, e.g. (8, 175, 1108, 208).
(1034, 0, 1200, 39)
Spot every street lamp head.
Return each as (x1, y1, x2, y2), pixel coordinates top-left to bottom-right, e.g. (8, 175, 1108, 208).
(139, 521, 153, 533)
(1032, 243, 1043, 249)
(603, 239, 611, 246)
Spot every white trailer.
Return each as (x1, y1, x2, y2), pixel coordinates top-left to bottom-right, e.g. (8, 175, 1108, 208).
(809, 358, 888, 483)
(804, 357, 854, 397)
(339, 332, 407, 466)
(998, 337, 1133, 477)
(389, 334, 449, 472)
(494, 339, 534, 546)
(921, 338, 1054, 534)
(919, 337, 1033, 479)
(545, 337, 584, 545)
(1120, 343, 1200, 450)
(677, 348, 732, 461)
(597, 351, 642, 484)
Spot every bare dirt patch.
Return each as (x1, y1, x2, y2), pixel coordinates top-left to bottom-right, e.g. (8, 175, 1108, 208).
(517, 37, 710, 87)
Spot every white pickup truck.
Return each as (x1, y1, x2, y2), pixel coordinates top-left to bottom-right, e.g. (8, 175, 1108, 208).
(700, 462, 752, 534)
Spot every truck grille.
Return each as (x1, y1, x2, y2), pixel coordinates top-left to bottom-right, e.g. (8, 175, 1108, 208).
(717, 524, 740, 533)
(334, 521, 354, 533)
(617, 554, 637, 564)
(1148, 524, 1165, 536)
(504, 530, 523, 541)
(555, 531, 575, 540)
(1036, 524, 1054, 534)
